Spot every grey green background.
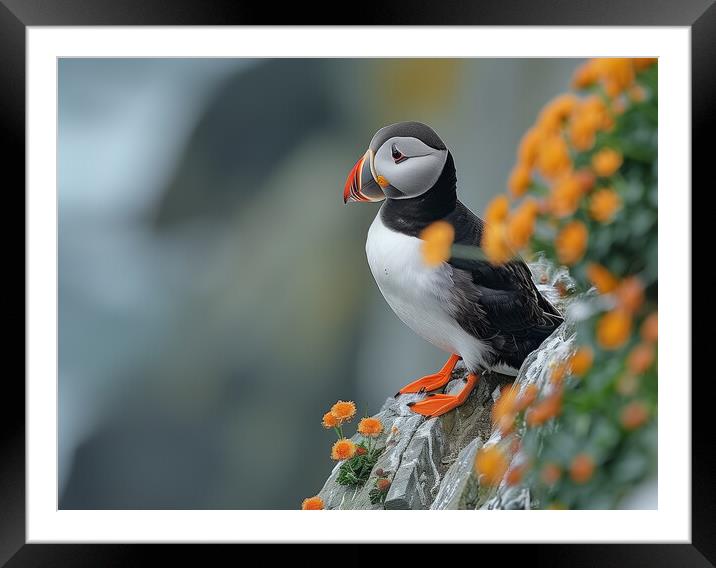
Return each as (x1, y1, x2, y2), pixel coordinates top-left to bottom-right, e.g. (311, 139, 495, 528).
(58, 57, 582, 509)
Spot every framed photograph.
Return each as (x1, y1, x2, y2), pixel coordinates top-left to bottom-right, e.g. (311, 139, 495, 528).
(7, 0, 706, 563)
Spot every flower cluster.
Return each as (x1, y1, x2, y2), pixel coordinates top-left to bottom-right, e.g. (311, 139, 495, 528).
(302, 400, 387, 508)
(322, 399, 357, 437)
(470, 58, 658, 509)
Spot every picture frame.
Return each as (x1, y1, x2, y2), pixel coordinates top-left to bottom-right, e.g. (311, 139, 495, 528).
(6, 0, 705, 562)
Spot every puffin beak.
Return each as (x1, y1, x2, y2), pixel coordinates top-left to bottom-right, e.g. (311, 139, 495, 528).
(343, 150, 386, 204)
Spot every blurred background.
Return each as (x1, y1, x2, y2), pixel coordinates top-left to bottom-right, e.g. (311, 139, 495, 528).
(58, 57, 583, 509)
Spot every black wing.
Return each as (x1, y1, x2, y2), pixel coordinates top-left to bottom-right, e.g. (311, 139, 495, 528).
(445, 201, 563, 369)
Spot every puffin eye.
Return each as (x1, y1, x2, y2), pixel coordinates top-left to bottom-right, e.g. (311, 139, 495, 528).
(391, 144, 407, 163)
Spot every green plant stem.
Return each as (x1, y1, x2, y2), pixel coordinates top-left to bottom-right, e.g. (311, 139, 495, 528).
(347, 461, 359, 482)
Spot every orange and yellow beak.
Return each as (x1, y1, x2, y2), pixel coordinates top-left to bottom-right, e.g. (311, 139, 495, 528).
(343, 150, 386, 204)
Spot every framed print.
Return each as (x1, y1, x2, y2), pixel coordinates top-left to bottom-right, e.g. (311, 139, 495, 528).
(5, 0, 707, 563)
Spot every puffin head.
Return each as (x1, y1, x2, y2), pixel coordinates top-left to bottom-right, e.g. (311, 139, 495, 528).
(343, 121, 450, 203)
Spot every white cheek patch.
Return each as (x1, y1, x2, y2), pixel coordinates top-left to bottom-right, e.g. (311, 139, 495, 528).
(373, 136, 448, 198)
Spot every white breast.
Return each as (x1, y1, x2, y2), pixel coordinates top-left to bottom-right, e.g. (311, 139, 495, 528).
(365, 211, 493, 372)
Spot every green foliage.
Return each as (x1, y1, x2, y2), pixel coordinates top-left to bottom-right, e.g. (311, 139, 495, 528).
(369, 484, 389, 505)
(533, 64, 658, 289)
(523, 62, 658, 509)
(336, 442, 383, 486)
(473, 60, 659, 510)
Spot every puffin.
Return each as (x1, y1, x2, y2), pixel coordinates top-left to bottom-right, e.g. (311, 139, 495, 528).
(344, 121, 563, 418)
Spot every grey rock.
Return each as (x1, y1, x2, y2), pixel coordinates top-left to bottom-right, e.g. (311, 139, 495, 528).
(317, 362, 505, 510)
(385, 416, 445, 509)
(431, 436, 482, 509)
(316, 259, 581, 510)
(482, 485, 531, 510)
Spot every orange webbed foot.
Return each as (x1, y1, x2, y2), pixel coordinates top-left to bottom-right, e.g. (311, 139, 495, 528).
(395, 354, 461, 396)
(407, 372, 479, 418)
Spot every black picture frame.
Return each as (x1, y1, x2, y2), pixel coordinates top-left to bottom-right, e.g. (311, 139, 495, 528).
(4, 1, 706, 563)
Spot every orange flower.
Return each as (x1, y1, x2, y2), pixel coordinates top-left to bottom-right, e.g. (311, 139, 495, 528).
(492, 385, 520, 433)
(589, 188, 622, 222)
(483, 222, 513, 265)
(526, 392, 563, 426)
(330, 400, 356, 423)
(549, 175, 582, 218)
(538, 94, 578, 132)
(331, 438, 357, 461)
(641, 312, 658, 343)
(420, 221, 455, 267)
(574, 169, 596, 193)
(572, 60, 598, 89)
(586, 263, 619, 293)
(301, 496, 325, 510)
(522, 197, 539, 217)
(549, 93, 579, 115)
(550, 362, 568, 384)
(616, 276, 644, 314)
(569, 346, 594, 377)
(620, 401, 650, 430)
(517, 128, 543, 167)
(576, 58, 642, 96)
(485, 195, 510, 224)
(492, 384, 519, 416)
(514, 384, 539, 412)
(592, 148, 623, 177)
(506, 199, 538, 249)
(357, 417, 384, 438)
(627, 342, 655, 375)
(567, 96, 609, 151)
(570, 453, 595, 484)
(568, 114, 597, 151)
(376, 478, 391, 492)
(593, 58, 635, 97)
(322, 411, 339, 429)
(554, 280, 569, 298)
(536, 133, 571, 179)
(555, 221, 588, 265)
(508, 163, 532, 197)
(596, 310, 632, 350)
(602, 113, 616, 132)
(506, 463, 526, 486)
(541, 462, 562, 485)
(581, 96, 612, 130)
(474, 445, 509, 486)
